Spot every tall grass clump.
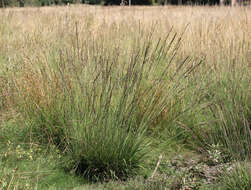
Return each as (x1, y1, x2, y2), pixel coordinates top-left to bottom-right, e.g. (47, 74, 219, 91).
(207, 96, 251, 161)
(11, 19, 197, 180)
(179, 60, 251, 161)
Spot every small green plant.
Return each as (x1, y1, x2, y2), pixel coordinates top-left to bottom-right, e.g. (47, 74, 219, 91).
(207, 143, 224, 165)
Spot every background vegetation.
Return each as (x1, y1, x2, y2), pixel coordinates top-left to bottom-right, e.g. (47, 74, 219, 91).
(3, 0, 249, 7)
(0, 5, 250, 189)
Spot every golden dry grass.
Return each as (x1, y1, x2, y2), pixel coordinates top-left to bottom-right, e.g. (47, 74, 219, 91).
(0, 5, 250, 112)
(1, 5, 250, 66)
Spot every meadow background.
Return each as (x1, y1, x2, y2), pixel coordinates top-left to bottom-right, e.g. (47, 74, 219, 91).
(2, 0, 251, 8)
(0, 5, 250, 189)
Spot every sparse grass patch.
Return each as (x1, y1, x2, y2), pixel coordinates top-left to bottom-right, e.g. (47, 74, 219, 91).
(0, 121, 86, 190)
(217, 162, 251, 190)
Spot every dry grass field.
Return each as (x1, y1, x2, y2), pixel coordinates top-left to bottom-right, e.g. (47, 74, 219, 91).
(1, 5, 250, 60)
(0, 5, 250, 189)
